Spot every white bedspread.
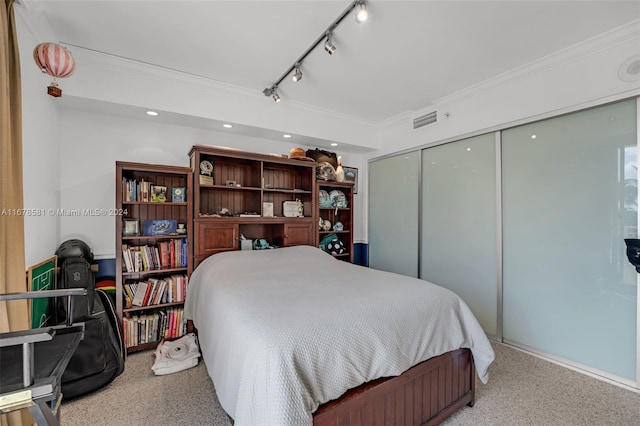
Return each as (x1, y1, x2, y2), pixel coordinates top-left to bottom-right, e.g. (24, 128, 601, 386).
(185, 245, 494, 426)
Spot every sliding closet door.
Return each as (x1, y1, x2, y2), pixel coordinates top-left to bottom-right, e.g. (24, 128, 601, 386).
(502, 99, 637, 382)
(369, 152, 420, 277)
(420, 134, 498, 337)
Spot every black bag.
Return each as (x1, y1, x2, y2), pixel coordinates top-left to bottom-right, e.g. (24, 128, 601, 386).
(306, 148, 338, 169)
(57, 257, 95, 322)
(55, 243, 125, 400)
(60, 288, 125, 400)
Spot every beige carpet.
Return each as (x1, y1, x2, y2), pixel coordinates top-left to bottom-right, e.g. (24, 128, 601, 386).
(61, 342, 640, 425)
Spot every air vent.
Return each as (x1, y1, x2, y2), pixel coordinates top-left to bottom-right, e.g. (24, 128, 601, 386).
(413, 111, 437, 129)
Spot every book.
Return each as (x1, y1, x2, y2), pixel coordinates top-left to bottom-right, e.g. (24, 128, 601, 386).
(131, 281, 148, 306)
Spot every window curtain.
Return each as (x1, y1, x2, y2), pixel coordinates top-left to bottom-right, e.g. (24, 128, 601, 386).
(1, 0, 30, 424)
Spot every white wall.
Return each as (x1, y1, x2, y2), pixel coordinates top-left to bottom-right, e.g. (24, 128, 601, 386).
(58, 109, 342, 258)
(16, 8, 61, 267)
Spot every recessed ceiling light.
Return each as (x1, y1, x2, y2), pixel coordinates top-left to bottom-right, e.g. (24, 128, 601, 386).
(531, 134, 537, 139)
(283, 134, 292, 138)
(466, 148, 471, 151)
(146, 111, 158, 116)
(330, 143, 338, 147)
(223, 124, 233, 128)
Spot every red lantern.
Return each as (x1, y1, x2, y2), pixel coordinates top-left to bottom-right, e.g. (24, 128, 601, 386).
(33, 42, 76, 97)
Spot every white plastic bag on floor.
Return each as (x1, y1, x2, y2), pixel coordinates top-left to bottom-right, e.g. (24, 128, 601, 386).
(152, 333, 200, 375)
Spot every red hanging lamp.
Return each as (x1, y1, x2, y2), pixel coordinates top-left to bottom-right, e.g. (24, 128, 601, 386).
(33, 42, 76, 97)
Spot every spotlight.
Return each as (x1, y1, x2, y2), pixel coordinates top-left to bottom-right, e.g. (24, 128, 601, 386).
(355, 1, 368, 23)
(324, 32, 336, 55)
(292, 64, 302, 82)
(272, 86, 281, 103)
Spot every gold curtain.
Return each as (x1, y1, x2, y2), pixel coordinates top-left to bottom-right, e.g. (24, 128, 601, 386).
(1, 0, 30, 425)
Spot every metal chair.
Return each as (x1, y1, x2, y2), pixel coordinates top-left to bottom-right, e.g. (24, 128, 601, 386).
(0, 288, 86, 426)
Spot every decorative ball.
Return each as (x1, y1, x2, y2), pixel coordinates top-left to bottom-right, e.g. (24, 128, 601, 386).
(326, 238, 345, 255)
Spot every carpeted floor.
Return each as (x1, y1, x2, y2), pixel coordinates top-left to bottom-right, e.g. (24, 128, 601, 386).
(61, 342, 640, 425)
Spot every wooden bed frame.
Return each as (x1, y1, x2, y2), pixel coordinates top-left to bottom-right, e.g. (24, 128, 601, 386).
(313, 348, 475, 426)
(225, 347, 475, 426)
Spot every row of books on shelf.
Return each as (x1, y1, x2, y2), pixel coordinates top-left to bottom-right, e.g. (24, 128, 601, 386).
(122, 177, 186, 203)
(124, 274, 188, 307)
(121, 239, 188, 272)
(122, 307, 186, 348)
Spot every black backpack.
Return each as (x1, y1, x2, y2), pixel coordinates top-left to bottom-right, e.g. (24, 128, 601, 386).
(55, 241, 125, 400)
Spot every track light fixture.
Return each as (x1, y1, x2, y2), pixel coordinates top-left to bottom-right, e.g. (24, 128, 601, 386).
(263, 0, 367, 103)
(292, 64, 302, 82)
(355, 0, 368, 23)
(272, 86, 281, 103)
(324, 32, 336, 55)
(262, 85, 282, 102)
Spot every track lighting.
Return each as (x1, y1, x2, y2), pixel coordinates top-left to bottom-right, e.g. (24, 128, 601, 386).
(324, 32, 336, 55)
(292, 64, 302, 82)
(355, 1, 368, 23)
(263, 0, 368, 102)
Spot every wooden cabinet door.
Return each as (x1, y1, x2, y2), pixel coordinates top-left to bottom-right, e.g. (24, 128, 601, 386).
(284, 222, 313, 247)
(197, 222, 238, 255)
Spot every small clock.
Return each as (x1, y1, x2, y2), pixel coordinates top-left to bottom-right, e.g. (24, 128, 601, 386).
(200, 160, 213, 176)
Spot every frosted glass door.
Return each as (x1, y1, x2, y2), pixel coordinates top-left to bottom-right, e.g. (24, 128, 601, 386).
(502, 99, 637, 381)
(420, 134, 498, 337)
(369, 152, 420, 277)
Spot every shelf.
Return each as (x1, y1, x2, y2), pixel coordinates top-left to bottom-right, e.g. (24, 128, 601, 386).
(116, 161, 193, 353)
(315, 179, 354, 263)
(123, 234, 187, 241)
(191, 145, 317, 269)
(263, 188, 313, 194)
(330, 252, 351, 258)
(200, 184, 261, 191)
(121, 201, 188, 206)
(124, 301, 185, 314)
(122, 267, 187, 277)
(126, 341, 161, 353)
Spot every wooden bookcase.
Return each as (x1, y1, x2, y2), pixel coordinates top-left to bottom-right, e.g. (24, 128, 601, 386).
(316, 180, 354, 263)
(115, 161, 193, 353)
(189, 145, 317, 268)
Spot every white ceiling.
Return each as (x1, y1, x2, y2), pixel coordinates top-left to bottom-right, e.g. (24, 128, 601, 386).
(21, 0, 640, 124)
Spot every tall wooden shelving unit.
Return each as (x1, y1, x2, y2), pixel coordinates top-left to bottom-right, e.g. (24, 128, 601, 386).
(115, 161, 193, 353)
(189, 145, 317, 268)
(315, 180, 354, 263)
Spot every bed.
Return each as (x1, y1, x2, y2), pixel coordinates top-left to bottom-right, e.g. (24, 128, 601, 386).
(184, 245, 494, 426)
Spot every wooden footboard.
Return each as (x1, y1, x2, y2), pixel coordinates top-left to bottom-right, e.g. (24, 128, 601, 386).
(313, 348, 475, 426)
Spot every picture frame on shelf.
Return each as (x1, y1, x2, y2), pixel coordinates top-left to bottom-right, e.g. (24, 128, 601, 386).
(123, 218, 140, 236)
(343, 166, 358, 194)
(171, 186, 186, 203)
(151, 185, 168, 202)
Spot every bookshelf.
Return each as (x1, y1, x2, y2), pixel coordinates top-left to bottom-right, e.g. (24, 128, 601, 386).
(316, 180, 354, 263)
(189, 145, 317, 268)
(115, 161, 193, 353)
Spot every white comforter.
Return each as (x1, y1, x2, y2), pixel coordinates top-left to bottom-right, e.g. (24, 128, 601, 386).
(185, 245, 494, 426)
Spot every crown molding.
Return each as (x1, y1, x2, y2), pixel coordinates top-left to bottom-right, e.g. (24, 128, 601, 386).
(66, 44, 378, 129)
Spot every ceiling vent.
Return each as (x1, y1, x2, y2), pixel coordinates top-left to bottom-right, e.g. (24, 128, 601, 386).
(413, 111, 437, 129)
